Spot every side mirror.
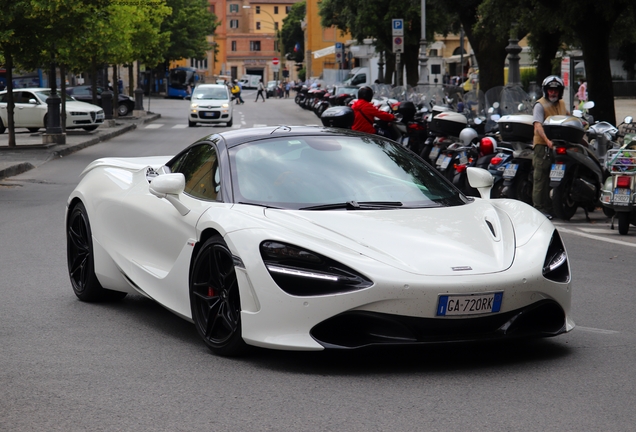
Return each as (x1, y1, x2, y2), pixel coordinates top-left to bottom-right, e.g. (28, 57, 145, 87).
(582, 101, 595, 110)
(572, 110, 582, 118)
(149, 173, 190, 215)
(466, 167, 493, 199)
(625, 116, 633, 125)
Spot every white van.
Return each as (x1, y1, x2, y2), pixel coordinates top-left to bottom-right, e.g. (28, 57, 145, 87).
(239, 75, 261, 89)
(343, 67, 371, 86)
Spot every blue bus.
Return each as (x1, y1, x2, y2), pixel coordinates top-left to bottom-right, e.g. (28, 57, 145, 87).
(0, 68, 45, 89)
(167, 67, 201, 98)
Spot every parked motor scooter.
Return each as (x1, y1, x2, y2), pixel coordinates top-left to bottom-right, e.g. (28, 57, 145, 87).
(600, 118, 636, 234)
(546, 115, 605, 220)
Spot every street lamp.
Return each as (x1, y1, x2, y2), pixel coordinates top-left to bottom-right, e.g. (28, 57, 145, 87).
(417, 0, 429, 85)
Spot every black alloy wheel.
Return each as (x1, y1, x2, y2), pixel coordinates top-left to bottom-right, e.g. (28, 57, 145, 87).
(67, 202, 127, 302)
(190, 235, 247, 356)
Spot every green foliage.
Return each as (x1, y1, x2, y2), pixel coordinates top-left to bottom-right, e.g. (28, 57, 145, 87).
(520, 66, 537, 90)
(297, 67, 306, 82)
(281, 1, 305, 62)
(161, 0, 218, 62)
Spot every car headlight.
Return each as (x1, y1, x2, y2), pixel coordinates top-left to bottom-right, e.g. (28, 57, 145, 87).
(191, 104, 198, 110)
(222, 103, 229, 108)
(260, 241, 373, 296)
(542, 230, 570, 283)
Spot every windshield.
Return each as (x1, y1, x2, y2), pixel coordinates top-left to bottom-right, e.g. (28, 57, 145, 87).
(230, 134, 467, 209)
(192, 87, 229, 100)
(35, 90, 76, 102)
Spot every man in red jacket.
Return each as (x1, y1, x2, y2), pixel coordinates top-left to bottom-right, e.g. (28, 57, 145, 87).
(351, 86, 396, 134)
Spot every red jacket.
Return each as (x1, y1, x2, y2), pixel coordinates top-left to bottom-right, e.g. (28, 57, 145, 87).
(351, 99, 396, 134)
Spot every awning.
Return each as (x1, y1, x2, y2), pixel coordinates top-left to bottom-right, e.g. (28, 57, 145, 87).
(444, 54, 472, 64)
(313, 45, 335, 59)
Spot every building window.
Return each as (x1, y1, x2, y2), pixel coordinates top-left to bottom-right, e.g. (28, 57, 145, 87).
(250, 41, 261, 51)
(229, 4, 239, 13)
(210, 5, 215, 13)
(231, 41, 237, 51)
(274, 40, 279, 52)
(231, 66, 237, 80)
(275, 22, 279, 30)
(256, 22, 261, 30)
(274, 6, 278, 14)
(286, 6, 291, 13)
(256, 6, 260, 13)
(230, 19, 239, 28)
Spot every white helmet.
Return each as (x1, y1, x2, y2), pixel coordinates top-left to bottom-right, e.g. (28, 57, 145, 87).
(459, 127, 478, 146)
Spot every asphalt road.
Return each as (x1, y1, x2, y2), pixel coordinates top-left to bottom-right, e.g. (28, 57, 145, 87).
(1, 96, 635, 431)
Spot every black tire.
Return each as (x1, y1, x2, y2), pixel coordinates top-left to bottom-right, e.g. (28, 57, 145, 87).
(0, 117, 5, 134)
(67, 202, 127, 302)
(83, 126, 98, 131)
(491, 179, 508, 199)
(190, 235, 247, 356)
(117, 103, 131, 117)
(27, 127, 40, 133)
(515, 175, 534, 205)
(188, 119, 197, 127)
(227, 118, 233, 127)
(551, 173, 578, 220)
(618, 212, 630, 235)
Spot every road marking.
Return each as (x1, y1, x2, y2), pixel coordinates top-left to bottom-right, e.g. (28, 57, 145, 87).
(144, 124, 163, 129)
(172, 124, 187, 129)
(578, 228, 614, 234)
(576, 326, 619, 335)
(253, 124, 267, 128)
(556, 227, 636, 248)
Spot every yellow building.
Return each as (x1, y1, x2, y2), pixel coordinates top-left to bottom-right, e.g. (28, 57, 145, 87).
(304, 0, 350, 80)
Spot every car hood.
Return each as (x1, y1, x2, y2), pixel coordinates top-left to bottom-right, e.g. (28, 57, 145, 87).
(263, 200, 516, 276)
(66, 100, 103, 112)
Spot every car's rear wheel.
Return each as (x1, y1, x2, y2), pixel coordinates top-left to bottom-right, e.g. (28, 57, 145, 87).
(67, 202, 127, 302)
(190, 235, 247, 356)
(117, 103, 130, 117)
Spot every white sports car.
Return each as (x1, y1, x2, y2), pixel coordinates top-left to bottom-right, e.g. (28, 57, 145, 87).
(66, 126, 574, 356)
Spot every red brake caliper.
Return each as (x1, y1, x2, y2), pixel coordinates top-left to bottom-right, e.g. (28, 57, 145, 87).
(207, 287, 216, 297)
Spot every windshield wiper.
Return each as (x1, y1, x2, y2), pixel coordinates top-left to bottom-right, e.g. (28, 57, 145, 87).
(300, 200, 403, 210)
(238, 202, 284, 209)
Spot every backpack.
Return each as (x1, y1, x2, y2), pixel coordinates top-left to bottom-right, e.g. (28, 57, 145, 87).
(231, 85, 240, 94)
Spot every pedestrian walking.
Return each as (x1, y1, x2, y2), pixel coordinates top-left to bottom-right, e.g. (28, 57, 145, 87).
(255, 79, 266, 102)
(231, 80, 244, 104)
(285, 81, 290, 98)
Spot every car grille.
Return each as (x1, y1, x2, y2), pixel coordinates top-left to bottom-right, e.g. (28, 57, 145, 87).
(310, 300, 567, 349)
(90, 112, 96, 122)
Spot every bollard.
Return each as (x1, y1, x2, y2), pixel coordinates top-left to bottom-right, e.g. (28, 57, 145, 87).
(134, 87, 144, 111)
(102, 89, 114, 120)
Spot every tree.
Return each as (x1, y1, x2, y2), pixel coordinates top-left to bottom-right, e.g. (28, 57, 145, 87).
(281, 1, 305, 63)
(161, 0, 218, 62)
(319, 0, 452, 86)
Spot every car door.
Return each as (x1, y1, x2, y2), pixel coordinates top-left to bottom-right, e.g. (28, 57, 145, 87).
(121, 142, 225, 316)
(16, 91, 45, 127)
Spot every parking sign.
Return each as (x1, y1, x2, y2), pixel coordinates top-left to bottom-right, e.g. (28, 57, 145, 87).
(392, 19, 404, 36)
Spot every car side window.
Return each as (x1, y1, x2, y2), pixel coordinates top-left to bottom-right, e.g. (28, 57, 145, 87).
(169, 143, 220, 201)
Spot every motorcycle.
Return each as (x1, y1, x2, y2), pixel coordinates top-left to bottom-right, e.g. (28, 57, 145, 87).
(486, 85, 536, 203)
(546, 115, 605, 220)
(600, 117, 636, 234)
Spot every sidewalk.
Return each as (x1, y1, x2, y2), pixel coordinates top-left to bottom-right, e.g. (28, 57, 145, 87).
(0, 112, 160, 180)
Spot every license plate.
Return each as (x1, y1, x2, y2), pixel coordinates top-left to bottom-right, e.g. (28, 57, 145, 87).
(550, 163, 565, 181)
(202, 111, 220, 118)
(459, 151, 468, 165)
(613, 188, 631, 205)
(503, 163, 518, 179)
(435, 153, 445, 166)
(440, 155, 452, 170)
(429, 146, 440, 160)
(437, 292, 503, 316)
(402, 137, 409, 147)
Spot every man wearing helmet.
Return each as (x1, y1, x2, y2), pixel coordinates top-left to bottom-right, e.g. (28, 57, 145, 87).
(351, 86, 396, 134)
(532, 75, 569, 216)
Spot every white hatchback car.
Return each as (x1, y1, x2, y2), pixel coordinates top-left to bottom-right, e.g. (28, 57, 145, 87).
(0, 87, 105, 133)
(187, 84, 233, 127)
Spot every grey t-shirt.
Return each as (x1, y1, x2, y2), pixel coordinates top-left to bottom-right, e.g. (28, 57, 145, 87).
(533, 102, 545, 124)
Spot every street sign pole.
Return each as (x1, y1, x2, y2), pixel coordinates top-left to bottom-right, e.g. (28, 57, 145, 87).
(392, 19, 404, 86)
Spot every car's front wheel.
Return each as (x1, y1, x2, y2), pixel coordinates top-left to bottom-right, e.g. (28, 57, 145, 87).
(83, 126, 98, 131)
(67, 202, 127, 302)
(27, 127, 40, 133)
(190, 235, 247, 356)
(0, 117, 5, 134)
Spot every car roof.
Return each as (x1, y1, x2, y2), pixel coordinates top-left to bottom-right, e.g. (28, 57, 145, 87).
(197, 126, 373, 149)
(194, 84, 227, 89)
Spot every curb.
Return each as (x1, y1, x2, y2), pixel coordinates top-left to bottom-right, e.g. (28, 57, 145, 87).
(0, 113, 160, 180)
